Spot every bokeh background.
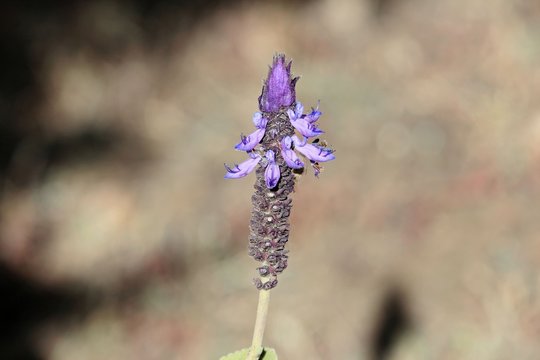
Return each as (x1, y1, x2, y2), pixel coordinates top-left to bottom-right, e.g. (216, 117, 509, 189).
(2, 0, 540, 359)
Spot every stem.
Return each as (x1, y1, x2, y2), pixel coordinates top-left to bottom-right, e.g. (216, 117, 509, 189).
(247, 288, 271, 360)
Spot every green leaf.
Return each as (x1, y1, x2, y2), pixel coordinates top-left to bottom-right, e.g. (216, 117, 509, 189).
(219, 347, 278, 360)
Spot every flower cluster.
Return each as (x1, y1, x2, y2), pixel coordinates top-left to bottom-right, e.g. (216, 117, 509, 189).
(224, 54, 335, 289)
(224, 102, 335, 183)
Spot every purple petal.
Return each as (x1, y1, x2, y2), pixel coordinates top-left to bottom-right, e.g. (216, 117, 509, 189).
(282, 135, 294, 149)
(292, 136, 335, 162)
(304, 106, 322, 123)
(259, 54, 298, 112)
(234, 128, 265, 151)
(265, 162, 280, 188)
(291, 135, 307, 147)
(294, 102, 304, 118)
(264, 150, 280, 188)
(252, 112, 268, 129)
(287, 108, 298, 121)
(290, 117, 324, 138)
(281, 136, 304, 169)
(224, 155, 261, 179)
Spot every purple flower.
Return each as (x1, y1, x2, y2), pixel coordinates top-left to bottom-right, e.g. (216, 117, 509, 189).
(304, 103, 322, 123)
(234, 112, 268, 151)
(292, 135, 335, 162)
(280, 136, 304, 169)
(225, 150, 281, 189)
(264, 150, 280, 188)
(287, 102, 324, 138)
(259, 54, 299, 113)
(224, 153, 261, 179)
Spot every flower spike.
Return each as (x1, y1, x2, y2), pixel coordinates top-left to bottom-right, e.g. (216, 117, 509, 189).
(224, 54, 334, 290)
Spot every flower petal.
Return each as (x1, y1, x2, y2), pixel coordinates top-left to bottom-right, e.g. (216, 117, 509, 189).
(265, 149, 276, 163)
(265, 162, 280, 188)
(224, 155, 261, 179)
(304, 105, 322, 123)
(252, 112, 268, 129)
(287, 108, 297, 121)
(264, 150, 280, 188)
(290, 117, 324, 138)
(234, 128, 265, 151)
(281, 136, 304, 169)
(292, 135, 335, 162)
(294, 102, 304, 118)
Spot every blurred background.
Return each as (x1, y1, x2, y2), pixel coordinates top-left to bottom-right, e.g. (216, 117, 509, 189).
(1, 0, 540, 359)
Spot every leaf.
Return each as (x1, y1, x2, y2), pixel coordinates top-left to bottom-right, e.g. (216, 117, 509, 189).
(219, 347, 278, 360)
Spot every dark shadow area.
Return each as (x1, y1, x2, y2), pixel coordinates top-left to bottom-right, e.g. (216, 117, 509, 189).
(5, 125, 149, 190)
(0, 262, 93, 360)
(0, 0, 316, 188)
(370, 287, 412, 360)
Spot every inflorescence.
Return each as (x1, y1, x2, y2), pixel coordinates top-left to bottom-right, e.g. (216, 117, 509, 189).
(225, 54, 335, 290)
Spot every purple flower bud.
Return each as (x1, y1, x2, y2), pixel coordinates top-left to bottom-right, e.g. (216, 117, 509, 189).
(224, 154, 261, 179)
(264, 150, 280, 188)
(258, 54, 299, 113)
(292, 135, 335, 162)
(252, 112, 267, 128)
(286, 102, 303, 121)
(281, 136, 304, 169)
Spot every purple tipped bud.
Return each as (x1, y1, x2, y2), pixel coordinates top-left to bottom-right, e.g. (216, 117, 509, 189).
(259, 54, 298, 113)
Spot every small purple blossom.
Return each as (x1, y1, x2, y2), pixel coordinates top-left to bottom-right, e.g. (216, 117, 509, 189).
(225, 150, 283, 189)
(224, 153, 261, 179)
(264, 150, 280, 188)
(292, 135, 335, 162)
(287, 102, 324, 138)
(259, 54, 298, 113)
(234, 113, 268, 151)
(304, 103, 322, 123)
(280, 136, 304, 169)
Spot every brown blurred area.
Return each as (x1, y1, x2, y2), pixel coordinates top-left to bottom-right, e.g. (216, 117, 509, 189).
(2, 0, 540, 359)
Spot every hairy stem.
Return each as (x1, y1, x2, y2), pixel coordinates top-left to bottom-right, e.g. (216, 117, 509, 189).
(247, 288, 271, 360)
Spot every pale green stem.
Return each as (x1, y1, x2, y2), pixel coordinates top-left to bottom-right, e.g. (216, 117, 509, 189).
(247, 288, 271, 360)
